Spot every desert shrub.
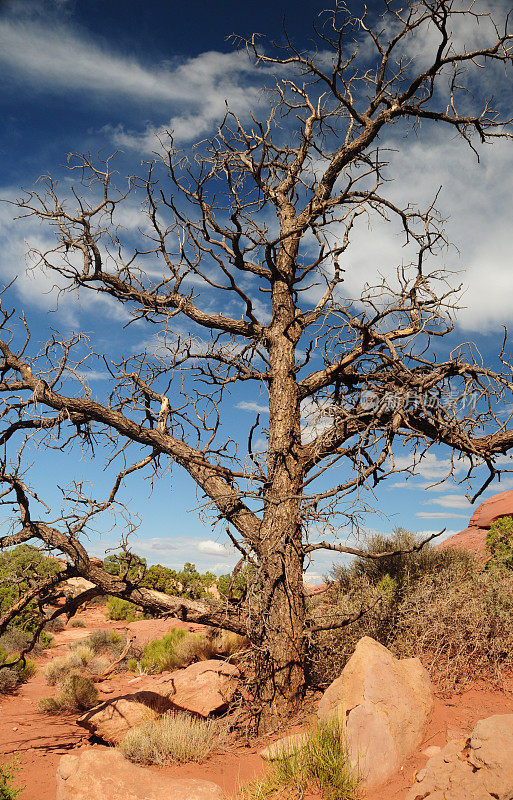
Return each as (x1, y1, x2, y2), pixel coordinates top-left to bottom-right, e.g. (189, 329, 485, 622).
(332, 527, 473, 590)
(171, 633, 215, 665)
(309, 533, 513, 692)
(240, 717, 359, 800)
(38, 673, 98, 714)
(119, 711, 226, 765)
(79, 629, 124, 656)
(0, 628, 52, 657)
(0, 669, 18, 694)
(0, 630, 30, 654)
(130, 629, 215, 674)
(0, 648, 35, 694)
(130, 629, 245, 675)
(45, 617, 66, 633)
(135, 629, 188, 674)
(44, 644, 97, 687)
(486, 515, 513, 568)
(39, 631, 54, 650)
(44, 655, 74, 687)
(0, 756, 24, 800)
(210, 629, 248, 658)
(105, 597, 140, 622)
(70, 619, 86, 628)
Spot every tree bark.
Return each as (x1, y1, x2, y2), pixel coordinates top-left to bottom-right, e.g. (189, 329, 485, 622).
(251, 222, 307, 731)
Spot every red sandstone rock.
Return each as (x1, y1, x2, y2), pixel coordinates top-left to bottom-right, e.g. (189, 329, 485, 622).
(438, 489, 513, 556)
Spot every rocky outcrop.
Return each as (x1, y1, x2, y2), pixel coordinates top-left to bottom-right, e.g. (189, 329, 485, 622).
(77, 692, 173, 745)
(318, 637, 433, 789)
(407, 714, 513, 800)
(56, 749, 226, 800)
(439, 489, 513, 555)
(142, 660, 240, 717)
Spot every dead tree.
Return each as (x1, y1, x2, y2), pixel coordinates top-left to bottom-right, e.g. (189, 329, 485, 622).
(2, 0, 513, 730)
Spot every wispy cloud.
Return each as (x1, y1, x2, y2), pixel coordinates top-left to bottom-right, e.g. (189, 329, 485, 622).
(236, 401, 269, 414)
(424, 493, 473, 510)
(197, 540, 228, 556)
(415, 511, 468, 519)
(0, 15, 263, 144)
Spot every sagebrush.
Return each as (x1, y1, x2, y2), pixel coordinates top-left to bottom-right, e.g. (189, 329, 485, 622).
(309, 528, 513, 691)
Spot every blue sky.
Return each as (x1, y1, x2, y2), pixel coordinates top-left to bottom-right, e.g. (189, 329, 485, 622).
(1, 0, 513, 581)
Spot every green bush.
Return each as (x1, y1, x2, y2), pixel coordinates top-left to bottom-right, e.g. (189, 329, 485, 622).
(142, 562, 216, 600)
(105, 597, 140, 622)
(136, 629, 188, 674)
(119, 712, 227, 765)
(103, 553, 147, 580)
(38, 672, 98, 714)
(486, 516, 513, 568)
(0, 757, 24, 800)
(240, 717, 359, 800)
(0, 545, 60, 633)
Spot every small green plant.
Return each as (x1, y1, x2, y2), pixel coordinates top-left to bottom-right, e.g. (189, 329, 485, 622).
(119, 711, 226, 765)
(487, 516, 513, 568)
(38, 672, 98, 714)
(240, 718, 360, 800)
(105, 597, 140, 622)
(136, 629, 188, 674)
(0, 756, 24, 800)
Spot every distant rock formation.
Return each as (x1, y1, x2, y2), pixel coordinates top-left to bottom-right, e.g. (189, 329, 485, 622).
(438, 489, 513, 556)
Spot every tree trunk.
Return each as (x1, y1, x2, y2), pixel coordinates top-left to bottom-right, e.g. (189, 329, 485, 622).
(251, 222, 307, 732)
(252, 537, 307, 732)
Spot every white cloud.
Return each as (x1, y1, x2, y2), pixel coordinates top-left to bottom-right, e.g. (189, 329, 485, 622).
(236, 401, 269, 414)
(197, 540, 229, 556)
(0, 19, 255, 105)
(415, 511, 469, 519)
(0, 16, 264, 145)
(424, 493, 473, 510)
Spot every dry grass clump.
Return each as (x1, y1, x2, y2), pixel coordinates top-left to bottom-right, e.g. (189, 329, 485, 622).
(77, 629, 125, 657)
(38, 673, 98, 714)
(240, 717, 359, 800)
(309, 528, 513, 692)
(119, 711, 227, 765)
(70, 618, 86, 628)
(43, 646, 108, 687)
(210, 629, 248, 658)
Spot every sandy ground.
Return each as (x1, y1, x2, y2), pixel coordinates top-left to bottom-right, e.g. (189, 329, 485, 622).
(2, 604, 513, 800)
